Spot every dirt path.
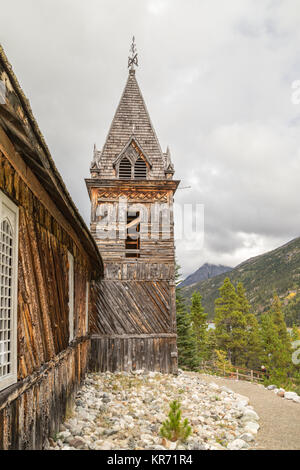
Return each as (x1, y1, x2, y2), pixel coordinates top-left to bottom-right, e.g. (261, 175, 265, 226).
(200, 374, 300, 450)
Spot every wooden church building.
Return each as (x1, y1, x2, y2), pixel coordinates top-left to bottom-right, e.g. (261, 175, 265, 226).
(0, 40, 179, 449)
(87, 39, 180, 374)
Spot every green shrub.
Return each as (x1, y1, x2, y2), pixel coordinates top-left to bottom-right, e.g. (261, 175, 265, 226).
(160, 400, 192, 442)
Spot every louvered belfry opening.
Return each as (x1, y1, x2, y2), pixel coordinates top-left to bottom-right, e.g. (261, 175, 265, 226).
(119, 157, 132, 179)
(134, 157, 147, 179)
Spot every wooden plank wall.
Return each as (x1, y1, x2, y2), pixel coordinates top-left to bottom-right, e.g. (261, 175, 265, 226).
(90, 280, 172, 335)
(89, 335, 177, 374)
(0, 339, 89, 450)
(0, 151, 91, 449)
(89, 279, 178, 374)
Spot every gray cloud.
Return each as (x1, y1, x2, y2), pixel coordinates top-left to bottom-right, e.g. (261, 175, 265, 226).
(1, 0, 300, 278)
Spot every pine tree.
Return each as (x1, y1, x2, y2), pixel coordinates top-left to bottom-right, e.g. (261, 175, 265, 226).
(236, 282, 250, 317)
(190, 291, 208, 362)
(259, 296, 292, 384)
(160, 400, 192, 442)
(271, 294, 291, 350)
(244, 313, 263, 370)
(236, 282, 263, 369)
(175, 265, 198, 370)
(270, 294, 292, 376)
(214, 278, 247, 366)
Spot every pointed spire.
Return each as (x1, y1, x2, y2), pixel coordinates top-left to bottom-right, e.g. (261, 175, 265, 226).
(128, 36, 138, 72)
(97, 67, 167, 179)
(164, 146, 174, 178)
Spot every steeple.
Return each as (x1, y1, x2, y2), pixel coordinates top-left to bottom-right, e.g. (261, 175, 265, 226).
(91, 38, 174, 180)
(85, 41, 180, 374)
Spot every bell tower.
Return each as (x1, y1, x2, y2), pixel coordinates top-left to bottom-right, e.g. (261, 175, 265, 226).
(86, 39, 180, 373)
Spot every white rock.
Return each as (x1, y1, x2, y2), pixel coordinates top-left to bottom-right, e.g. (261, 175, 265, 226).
(239, 433, 255, 443)
(284, 392, 299, 400)
(227, 439, 249, 450)
(244, 421, 260, 435)
(241, 409, 259, 422)
(58, 431, 71, 441)
(267, 385, 277, 390)
(209, 383, 220, 391)
(220, 386, 234, 394)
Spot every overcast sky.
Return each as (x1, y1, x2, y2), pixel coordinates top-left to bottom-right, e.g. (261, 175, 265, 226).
(1, 0, 300, 278)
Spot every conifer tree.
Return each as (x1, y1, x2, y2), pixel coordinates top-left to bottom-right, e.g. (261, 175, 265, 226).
(270, 294, 292, 375)
(160, 400, 192, 442)
(175, 265, 198, 370)
(259, 297, 292, 383)
(271, 294, 291, 351)
(214, 278, 247, 366)
(236, 281, 263, 369)
(244, 313, 263, 370)
(190, 291, 208, 362)
(236, 282, 251, 317)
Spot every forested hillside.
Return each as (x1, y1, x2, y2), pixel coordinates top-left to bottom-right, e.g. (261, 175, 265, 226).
(181, 237, 300, 325)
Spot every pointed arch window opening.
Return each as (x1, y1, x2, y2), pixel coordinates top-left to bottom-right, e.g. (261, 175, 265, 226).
(119, 157, 132, 179)
(134, 157, 147, 180)
(0, 190, 18, 392)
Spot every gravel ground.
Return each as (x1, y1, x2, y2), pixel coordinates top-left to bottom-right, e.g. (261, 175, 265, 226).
(50, 370, 261, 451)
(200, 374, 300, 450)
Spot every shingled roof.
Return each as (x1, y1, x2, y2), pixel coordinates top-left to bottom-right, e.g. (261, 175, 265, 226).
(94, 69, 172, 180)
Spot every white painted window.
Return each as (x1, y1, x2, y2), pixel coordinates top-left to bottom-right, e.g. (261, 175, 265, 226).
(0, 190, 18, 391)
(67, 251, 74, 343)
(85, 281, 89, 334)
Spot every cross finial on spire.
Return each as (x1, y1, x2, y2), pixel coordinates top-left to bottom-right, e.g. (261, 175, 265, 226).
(128, 36, 138, 70)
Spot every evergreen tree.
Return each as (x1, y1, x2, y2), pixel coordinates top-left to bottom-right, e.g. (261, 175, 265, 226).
(236, 282, 251, 317)
(271, 294, 291, 351)
(236, 281, 263, 369)
(244, 313, 263, 370)
(176, 265, 198, 370)
(259, 312, 278, 370)
(270, 294, 292, 376)
(190, 291, 208, 362)
(160, 400, 192, 442)
(206, 328, 217, 361)
(214, 278, 247, 366)
(259, 296, 292, 383)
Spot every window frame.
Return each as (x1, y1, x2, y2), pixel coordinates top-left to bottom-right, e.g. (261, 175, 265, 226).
(0, 190, 18, 392)
(67, 251, 74, 343)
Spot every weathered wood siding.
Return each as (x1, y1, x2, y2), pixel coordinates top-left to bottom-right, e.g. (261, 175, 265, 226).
(89, 335, 177, 374)
(0, 339, 89, 450)
(89, 278, 177, 374)
(0, 151, 91, 449)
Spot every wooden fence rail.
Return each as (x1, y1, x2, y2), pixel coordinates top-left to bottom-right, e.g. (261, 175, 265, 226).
(200, 361, 265, 383)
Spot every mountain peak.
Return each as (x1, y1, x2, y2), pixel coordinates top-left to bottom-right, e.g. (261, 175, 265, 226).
(179, 263, 233, 288)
